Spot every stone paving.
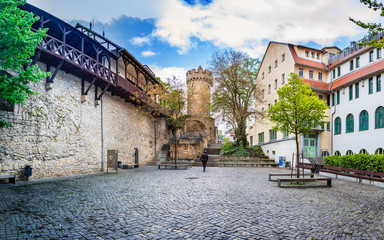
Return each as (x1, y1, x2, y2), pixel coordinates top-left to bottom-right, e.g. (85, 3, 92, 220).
(1, 167, 384, 240)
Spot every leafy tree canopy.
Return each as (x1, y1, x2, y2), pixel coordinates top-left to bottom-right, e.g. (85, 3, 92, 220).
(0, 0, 48, 127)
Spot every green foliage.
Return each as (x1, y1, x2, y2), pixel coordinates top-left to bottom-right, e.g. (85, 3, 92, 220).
(0, 0, 49, 128)
(209, 50, 260, 148)
(249, 145, 264, 155)
(220, 142, 241, 155)
(267, 73, 328, 136)
(324, 154, 384, 172)
(349, 0, 384, 48)
(233, 149, 251, 157)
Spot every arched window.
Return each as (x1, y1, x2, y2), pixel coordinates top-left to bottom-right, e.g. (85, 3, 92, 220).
(359, 110, 369, 131)
(334, 151, 341, 156)
(346, 114, 354, 133)
(322, 151, 329, 157)
(346, 150, 353, 155)
(334, 117, 341, 135)
(375, 148, 384, 155)
(375, 106, 384, 128)
(359, 149, 368, 154)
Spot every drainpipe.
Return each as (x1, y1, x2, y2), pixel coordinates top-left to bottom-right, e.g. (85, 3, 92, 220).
(154, 119, 157, 160)
(101, 95, 104, 172)
(330, 82, 335, 155)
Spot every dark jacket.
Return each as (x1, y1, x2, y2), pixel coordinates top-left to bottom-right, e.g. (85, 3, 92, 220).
(200, 153, 208, 162)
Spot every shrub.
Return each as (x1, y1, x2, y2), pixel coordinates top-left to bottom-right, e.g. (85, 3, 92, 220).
(249, 145, 264, 156)
(324, 154, 384, 172)
(233, 149, 251, 157)
(220, 142, 241, 155)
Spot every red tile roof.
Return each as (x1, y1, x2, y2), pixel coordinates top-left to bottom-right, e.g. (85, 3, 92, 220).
(330, 59, 384, 90)
(289, 46, 328, 70)
(328, 47, 372, 69)
(302, 79, 329, 91)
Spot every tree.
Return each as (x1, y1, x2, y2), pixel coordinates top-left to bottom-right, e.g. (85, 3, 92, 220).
(350, 0, 384, 47)
(266, 73, 328, 178)
(209, 50, 261, 149)
(0, 0, 48, 128)
(146, 77, 190, 164)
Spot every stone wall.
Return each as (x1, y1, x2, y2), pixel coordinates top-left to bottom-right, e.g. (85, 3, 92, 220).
(0, 63, 170, 180)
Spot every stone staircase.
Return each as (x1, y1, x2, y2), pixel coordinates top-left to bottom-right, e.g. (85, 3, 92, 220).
(146, 144, 170, 166)
(218, 157, 278, 168)
(192, 143, 221, 167)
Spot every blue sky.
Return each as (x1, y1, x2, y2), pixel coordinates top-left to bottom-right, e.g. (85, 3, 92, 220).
(27, 0, 379, 83)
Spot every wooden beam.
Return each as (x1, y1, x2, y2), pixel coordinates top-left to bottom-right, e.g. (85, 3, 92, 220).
(30, 49, 41, 67)
(96, 84, 110, 100)
(83, 77, 97, 95)
(47, 59, 65, 83)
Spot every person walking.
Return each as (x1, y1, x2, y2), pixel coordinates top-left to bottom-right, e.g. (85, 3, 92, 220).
(200, 150, 209, 172)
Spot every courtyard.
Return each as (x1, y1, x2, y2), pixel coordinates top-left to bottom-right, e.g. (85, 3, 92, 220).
(1, 167, 384, 240)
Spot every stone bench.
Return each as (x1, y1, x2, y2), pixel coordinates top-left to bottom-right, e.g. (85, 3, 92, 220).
(277, 177, 332, 188)
(268, 173, 314, 181)
(0, 174, 16, 184)
(158, 163, 192, 170)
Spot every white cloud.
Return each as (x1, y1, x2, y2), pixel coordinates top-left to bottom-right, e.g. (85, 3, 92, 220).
(150, 65, 188, 84)
(132, 36, 151, 46)
(153, 0, 378, 56)
(141, 50, 157, 57)
(27, 0, 165, 22)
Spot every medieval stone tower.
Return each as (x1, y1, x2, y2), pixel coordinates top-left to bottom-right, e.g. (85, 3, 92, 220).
(186, 66, 213, 117)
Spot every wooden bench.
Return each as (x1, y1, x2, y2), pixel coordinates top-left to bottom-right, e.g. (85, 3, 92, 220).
(298, 163, 317, 173)
(277, 177, 332, 187)
(320, 166, 384, 182)
(268, 173, 314, 181)
(0, 174, 15, 184)
(158, 163, 192, 170)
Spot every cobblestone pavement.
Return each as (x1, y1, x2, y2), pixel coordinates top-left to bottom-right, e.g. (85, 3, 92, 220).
(1, 167, 384, 240)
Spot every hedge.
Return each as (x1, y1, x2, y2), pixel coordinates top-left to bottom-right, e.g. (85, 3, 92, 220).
(324, 154, 384, 172)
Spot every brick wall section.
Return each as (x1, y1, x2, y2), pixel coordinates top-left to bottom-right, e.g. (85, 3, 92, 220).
(0, 63, 170, 180)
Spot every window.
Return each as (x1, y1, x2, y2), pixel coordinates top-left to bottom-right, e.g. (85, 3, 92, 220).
(283, 131, 289, 138)
(305, 51, 309, 57)
(346, 114, 354, 133)
(334, 117, 341, 135)
(369, 50, 374, 62)
(359, 110, 369, 131)
(299, 68, 303, 77)
(319, 94, 323, 100)
(282, 53, 285, 62)
(261, 107, 264, 116)
(360, 149, 368, 154)
(327, 95, 330, 106)
(321, 123, 325, 130)
(262, 90, 265, 98)
(369, 78, 373, 94)
(269, 130, 277, 141)
(274, 60, 278, 68)
(258, 132, 264, 144)
(375, 106, 384, 128)
(376, 148, 384, 155)
(274, 99, 277, 104)
(268, 84, 271, 93)
(331, 93, 335, 107)
(356, 57, 360, 68)
(268, 103, 271, 109)
(378, 48, 382, 59)
(316, 53, 320, 59)
(326, 122, 331, 131)
(350, 60, 354, 71)
(337, 67, 341, 77)
(274, 79, 277, 89)
(262, 72, 264, 79)
(282, 73, 285, 84)
(322, 151, 329, 157)
(311, 52, 314, 58)
(349, 85, 353, 100)
(377, 75, 381, 92)
(318, 72, 322, 81)
(269, 66, 271, 73)
(346, 150, 353, 155)
(336, 91, 340, 105)
(334, 151, 341, 156)
(250, 136, 253, 146)
(332, 69, 336, 79)
(309, 70, 313, 79)
(355, 83, 359, 99)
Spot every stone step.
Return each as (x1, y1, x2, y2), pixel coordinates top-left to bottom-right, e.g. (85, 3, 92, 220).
(206, 148, 221, 155)
(208, 143, 222, 148)
(219, 159, 276, 164)
(218, 163, 279, 168)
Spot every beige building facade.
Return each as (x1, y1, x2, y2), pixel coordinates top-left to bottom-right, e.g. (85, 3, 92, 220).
(249, 42, 340, 164)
